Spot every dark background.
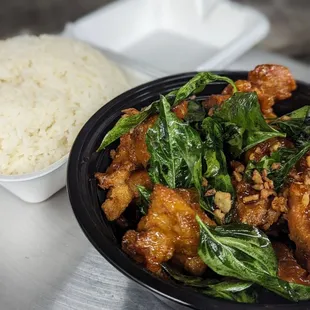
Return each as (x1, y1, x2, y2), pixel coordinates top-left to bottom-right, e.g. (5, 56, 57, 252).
(1, 0, 310, 63)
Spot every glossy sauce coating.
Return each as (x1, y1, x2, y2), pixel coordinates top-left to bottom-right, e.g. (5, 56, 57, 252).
(172, 100, 188, 119)
(288, 182, 310, 272)
(95, 115, 157, 221)
(233, 138, 294, 230)
(122, 185, 214, 275)
(273, 242, 310, 286)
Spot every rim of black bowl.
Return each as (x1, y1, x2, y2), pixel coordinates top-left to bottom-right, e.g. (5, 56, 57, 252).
(67, 71, 310, 310)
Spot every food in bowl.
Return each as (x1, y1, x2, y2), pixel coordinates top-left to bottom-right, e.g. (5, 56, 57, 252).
(94, 64, 310, 303)
(0, 35, 129, 175)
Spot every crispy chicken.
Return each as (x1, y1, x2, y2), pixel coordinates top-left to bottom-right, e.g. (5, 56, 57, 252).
(204, 64, 297, 118)
(122, 185, 215, 275)
(107, 114, 158, 173)
(172, 100, 188, 119)
(273, 242, 310, 286)
(203, 95, 230, 116)
(95, 169, 152, 221)
(287, 168, 310, 272)
(93, 63, 310, 302)
(233, 179, 282, 231)
(96, 100, 194, 221)
(233, 138, 293, 230)
(95, 114, 157, 221)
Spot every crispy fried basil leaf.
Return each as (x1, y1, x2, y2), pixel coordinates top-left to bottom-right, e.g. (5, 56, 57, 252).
(202, 286, 257, 303)
(146, 95, 203, 189)
(137, 185, 151, 215)
(196, 218, 278, 279)
(97, 103, 158, 151)
(184, 101, 206, 123)
(200, 118, 235, 216)
(162, 264, 256, 303)
(213, 92, 285, 157)
(284, 282, 310, 301)
(259, 277, 310, 301)
(98, 72, 237, 151)
(202, 118, 234, 195)
(173, 72, 237, 105)
(271, 105, 310, 147)
(245, 142, 310, 191)
(196, 217, 310, 301)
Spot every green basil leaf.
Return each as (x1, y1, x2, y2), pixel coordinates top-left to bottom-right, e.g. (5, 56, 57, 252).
(206, 280, 253, 293)
(272, 105, 310, 122)
(146, 95, 203, 189)
(271, 106, 310, 147)
(200, 118, 235, 217)
(245, 155, 278, 179)
(191, 159, 214, 215)
(162, 264, 256, 303)
(202, 287, 257, 303)
(245, 142, 310, 191)
(97, 71, 237, 151)
(221, 122, 245, 158)
(162, 264, 217, 287)
(184, 101, 206, 123)
(137, 185, 151, 215)
(255, 276, 310, 301)
(174, 72, 237, 105)
(196, 216, 310, 301)
(290, 105, 310, 118)
(213, 92, 285, 157)
(196, 217, 278, 279)
(202, 118, 234, 195)
(285, 282, 310, 301)
(97, 103, 158, 151)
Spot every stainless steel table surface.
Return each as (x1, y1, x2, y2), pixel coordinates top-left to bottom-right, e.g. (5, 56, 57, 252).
(1, 50, 310, 310)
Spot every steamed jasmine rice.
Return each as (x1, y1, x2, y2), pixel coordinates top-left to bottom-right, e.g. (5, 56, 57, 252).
(0, 35, 129, 175)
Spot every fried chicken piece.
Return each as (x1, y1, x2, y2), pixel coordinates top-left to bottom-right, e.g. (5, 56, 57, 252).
(273, 242, 310, 286)
(221, 65, 296, 118)
(286, 153, 310, 271)
(287, 182, 310, 272)
(96, 115, 157, 221)
(131, 115, 158, 168)
(106, 133, 136, 174)
(172, 100, 188, 119)
(203, 94, 231, 116)
(232, 139, 294, 230)
(172, 254, 208, 277)
(233, 180, 281, 231)
(248, 64, 296, 116)
(96, 169, 152, 221)
(127, 170, 153, 196)
(122, 185, 215, 275)
(107, 115, 158, 173)
(121, 230, 145, 264)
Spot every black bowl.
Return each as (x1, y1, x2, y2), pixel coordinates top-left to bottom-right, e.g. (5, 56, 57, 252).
(67, 72, 310, 310)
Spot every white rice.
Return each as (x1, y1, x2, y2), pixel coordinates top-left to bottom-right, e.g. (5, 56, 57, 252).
(0, 35, 129, 175)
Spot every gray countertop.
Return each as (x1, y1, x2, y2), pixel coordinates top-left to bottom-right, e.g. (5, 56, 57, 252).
(1, 50, 310, 310)
(0, 187, 168, 310)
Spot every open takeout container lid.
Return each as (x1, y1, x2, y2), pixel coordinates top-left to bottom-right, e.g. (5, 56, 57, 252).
(63, 0, 270, 78)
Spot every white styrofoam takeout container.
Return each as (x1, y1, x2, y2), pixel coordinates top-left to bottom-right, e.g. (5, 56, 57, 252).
(0, 0, 270, 203)
(67, 0, 270, 75)
(0, 63, 153, 203)
(0, 156, 68, 204)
